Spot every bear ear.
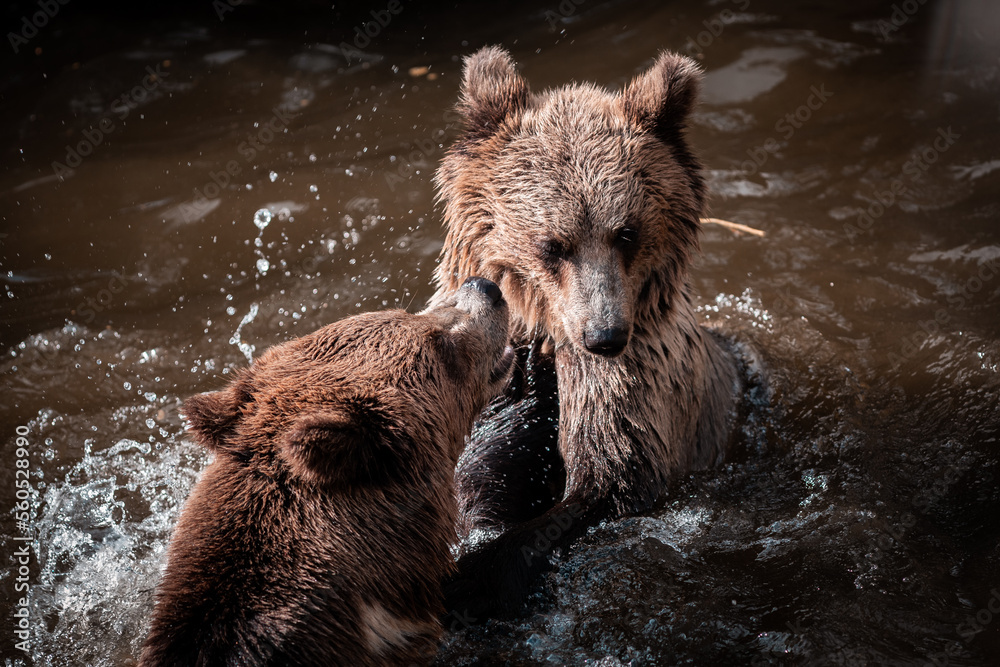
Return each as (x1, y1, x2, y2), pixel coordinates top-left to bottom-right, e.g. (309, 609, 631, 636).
(458, 45, 529, 142)
(280, 408, 404, 487)
(616, 51, 701, 142)
(181, 382, 249, 453)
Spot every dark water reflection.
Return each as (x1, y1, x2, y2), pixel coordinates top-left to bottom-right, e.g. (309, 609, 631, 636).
(1, 0, 998, 664)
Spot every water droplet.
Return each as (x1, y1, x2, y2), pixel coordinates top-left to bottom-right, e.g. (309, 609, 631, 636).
(253, 208, 273, 230)
(269, 171, 278, 182)
(123, 382, 131, 390)
(256, 258, 270, 274)
(232, 303, 259, 364)
(309, 184, 318, 193)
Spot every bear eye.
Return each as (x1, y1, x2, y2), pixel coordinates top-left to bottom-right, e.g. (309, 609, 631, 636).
(614, 226, 639, 248)
(542, 239, 569, 260)
(614, 225, 641, 267)
(539, 238, 569, 273)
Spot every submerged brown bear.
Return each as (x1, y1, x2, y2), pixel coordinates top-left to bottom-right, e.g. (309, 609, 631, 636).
(140, 278, 513, 667)
(432, 47, 743, 616)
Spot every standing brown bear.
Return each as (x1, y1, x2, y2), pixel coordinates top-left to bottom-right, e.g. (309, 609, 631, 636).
(431, 47, 741, 618)
(139, 278, 514, 667)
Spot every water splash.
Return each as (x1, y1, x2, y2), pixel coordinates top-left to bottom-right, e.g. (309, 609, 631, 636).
(252, 209, 274, 281)
(29, 435, 205, 667)
(229, 303, 258, 364)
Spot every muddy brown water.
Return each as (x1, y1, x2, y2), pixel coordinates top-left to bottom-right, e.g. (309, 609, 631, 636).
(1, 0, 999, 664)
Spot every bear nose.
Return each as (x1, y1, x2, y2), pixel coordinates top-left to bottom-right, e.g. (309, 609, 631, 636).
(583, 325, 630, 357)
(461, 277, 503, 306)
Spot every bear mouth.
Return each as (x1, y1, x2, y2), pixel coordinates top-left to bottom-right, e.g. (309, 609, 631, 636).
(489, 345, 516, 385)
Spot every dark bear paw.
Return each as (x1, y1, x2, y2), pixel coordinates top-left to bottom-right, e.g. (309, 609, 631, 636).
(442, 534, 552, 625)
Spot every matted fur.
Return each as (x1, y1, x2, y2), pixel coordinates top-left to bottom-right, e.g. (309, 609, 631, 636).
(140, 283, 511, 666)
(431, 47, 741, 617)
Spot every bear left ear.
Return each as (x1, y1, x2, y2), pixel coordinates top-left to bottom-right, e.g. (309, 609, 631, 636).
(280, 408, 403, 487)
(458, 45, 529, 142)
(181, 379, 251, 453)
(616, 51, 702, 142)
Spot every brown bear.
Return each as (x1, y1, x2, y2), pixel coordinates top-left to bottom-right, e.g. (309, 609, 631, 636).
(430, 47, 742, 618)
(139, 277, 514, 667)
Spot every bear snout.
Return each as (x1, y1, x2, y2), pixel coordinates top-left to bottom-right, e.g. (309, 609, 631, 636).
(582, 323, 631, 357)
(461, 276, 504, 307)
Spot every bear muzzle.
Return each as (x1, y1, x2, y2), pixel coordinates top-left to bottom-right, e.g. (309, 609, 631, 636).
(457, 277, 515, 384)
(461, 276, 504, 306)
(582, 323, 631, 357)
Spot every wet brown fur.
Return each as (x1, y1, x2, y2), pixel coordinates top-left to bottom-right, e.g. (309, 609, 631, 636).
(431, 47, 741, 616)
(139, 286, 510, 666)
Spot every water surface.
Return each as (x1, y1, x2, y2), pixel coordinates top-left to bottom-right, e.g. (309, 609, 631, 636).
(1, 1, 998, 664)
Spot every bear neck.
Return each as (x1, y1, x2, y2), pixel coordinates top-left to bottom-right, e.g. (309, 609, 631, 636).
(554, 281, 739, 513)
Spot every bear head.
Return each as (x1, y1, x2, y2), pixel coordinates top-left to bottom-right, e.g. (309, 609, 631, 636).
(434, 47, 705, 358)
(181, 277, 514, 488)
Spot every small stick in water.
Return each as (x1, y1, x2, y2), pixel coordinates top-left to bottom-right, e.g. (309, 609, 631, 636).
(701, 217, 766, 237)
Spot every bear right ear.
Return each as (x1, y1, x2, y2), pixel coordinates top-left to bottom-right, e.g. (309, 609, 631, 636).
(458, 46, 529, 142)
(280, 407, 404, 488)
